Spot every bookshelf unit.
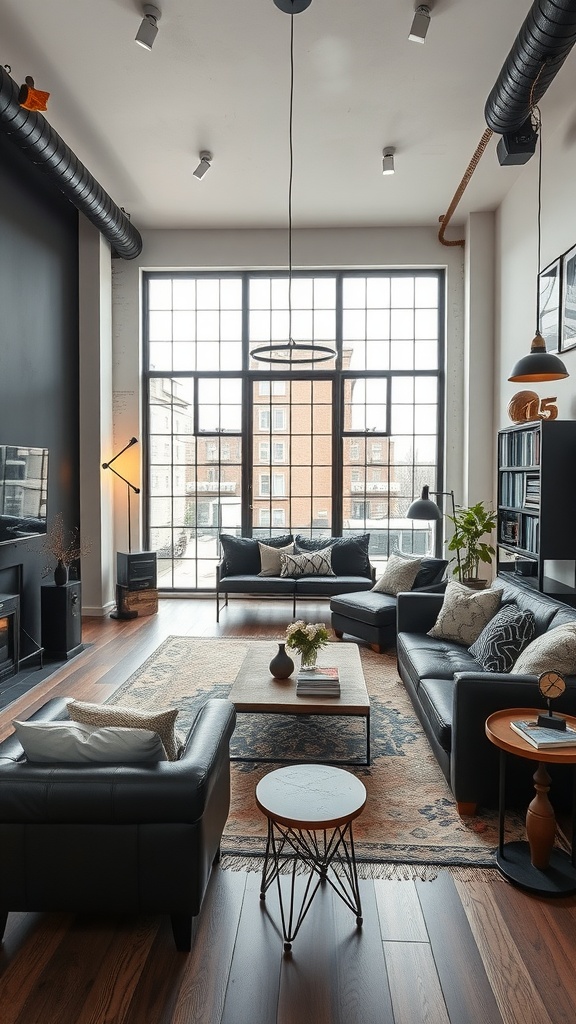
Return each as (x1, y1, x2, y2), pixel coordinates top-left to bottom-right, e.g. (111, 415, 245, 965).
(497, 420, 576, 606)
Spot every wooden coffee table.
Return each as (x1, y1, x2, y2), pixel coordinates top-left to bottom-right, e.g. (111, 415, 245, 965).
(229, 641, 371, 765)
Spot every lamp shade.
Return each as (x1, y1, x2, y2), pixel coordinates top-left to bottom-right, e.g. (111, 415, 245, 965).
(406, 486, 442, 521)
(508, 332, 569, 382)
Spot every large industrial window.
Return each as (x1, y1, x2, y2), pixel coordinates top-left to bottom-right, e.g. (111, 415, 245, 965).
(145, 271, 444, 589)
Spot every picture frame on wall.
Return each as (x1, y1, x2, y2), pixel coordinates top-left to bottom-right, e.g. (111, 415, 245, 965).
(538, 258, 561, 352)
(561, 243, 576, 352)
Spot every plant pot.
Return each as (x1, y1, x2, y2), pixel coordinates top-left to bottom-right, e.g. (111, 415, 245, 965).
(462, 578, 488, 590)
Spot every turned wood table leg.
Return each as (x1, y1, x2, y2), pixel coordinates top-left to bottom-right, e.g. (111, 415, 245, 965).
(526, 762, 556, 869)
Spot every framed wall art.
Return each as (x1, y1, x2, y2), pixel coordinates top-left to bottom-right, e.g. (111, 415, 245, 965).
(538, 258, 561, 352)
(561, 242, 576, 352)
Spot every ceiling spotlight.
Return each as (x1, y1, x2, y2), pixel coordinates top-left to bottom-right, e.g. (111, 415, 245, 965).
(382, 148, 395, 175)
(135, 4, 161, 50)
(409, 5, 431, 43)
(193, 151, 213, 180)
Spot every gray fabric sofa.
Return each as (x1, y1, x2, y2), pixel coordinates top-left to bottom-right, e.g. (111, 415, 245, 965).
(396, 579, 576, 813)
(216, 533, 375, 620)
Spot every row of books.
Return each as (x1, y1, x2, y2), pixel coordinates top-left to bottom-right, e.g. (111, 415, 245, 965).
(296, 666, 340, 697)
(499, 428, 541, 469)
(499, 471, 540, 510)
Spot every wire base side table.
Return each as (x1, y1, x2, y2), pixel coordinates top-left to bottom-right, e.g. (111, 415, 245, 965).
(256, 764, 366, 953)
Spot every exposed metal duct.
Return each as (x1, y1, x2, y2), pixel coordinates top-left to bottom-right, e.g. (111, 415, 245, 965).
(0, 65, 142, 260)
(485, 0, 576, 135)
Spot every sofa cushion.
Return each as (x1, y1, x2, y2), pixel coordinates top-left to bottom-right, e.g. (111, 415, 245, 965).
(468, 605, 536, 672)
(218, 574, 296, 595)
(258, 541, 294, 576)
(67, 700, 181, 760)
(330, 590, 397, 626)
(12, 720, 167, 763)
(299, 576, 373, 597)
(372, 554, 422, 596)
(220, 534, 293, 575)
(295, 534, 372, 578)
(280, 548, 335, 578)
(398, 632, 481, 681)
(511, 621, 576, 676)
(417, 678, 455, 753)
(428, 580, 502, 646)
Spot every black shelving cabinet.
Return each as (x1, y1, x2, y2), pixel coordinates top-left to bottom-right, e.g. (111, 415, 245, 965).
(497, 420, 576, 606)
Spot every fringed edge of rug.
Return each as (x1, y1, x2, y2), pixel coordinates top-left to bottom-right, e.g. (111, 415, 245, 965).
(219, 853, 502, 882)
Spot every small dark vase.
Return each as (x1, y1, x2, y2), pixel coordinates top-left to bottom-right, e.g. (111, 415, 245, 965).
(269, 642, 294, 680)
(54, 560, 68, 586)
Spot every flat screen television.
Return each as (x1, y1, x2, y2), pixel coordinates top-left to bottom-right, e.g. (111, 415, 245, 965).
(0, 446, 49, 544)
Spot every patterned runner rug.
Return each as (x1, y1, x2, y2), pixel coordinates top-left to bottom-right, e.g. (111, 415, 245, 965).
(109, 636, 528, 868)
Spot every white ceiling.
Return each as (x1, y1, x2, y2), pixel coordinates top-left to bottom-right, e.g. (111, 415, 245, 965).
(2, 0, 576, 232)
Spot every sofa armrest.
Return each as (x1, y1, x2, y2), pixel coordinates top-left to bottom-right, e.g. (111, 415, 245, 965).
(0, 698, 237, 825)
(450, 673, 576, 804)
(396, 591, 445, 634)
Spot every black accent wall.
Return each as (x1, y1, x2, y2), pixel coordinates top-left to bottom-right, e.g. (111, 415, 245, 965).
(0, 131, 80, 662)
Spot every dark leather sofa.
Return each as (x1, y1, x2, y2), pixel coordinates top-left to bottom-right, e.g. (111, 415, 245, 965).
(396, 578, 576, 813)
(216, 532, 375, 620)
(0, 695, 236, 951)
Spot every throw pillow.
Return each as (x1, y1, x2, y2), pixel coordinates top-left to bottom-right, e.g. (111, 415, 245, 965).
(295, 534, 372, 577)
(511, 622, 576, 676)
(412, 558, 448, 589)
(12, 720, 167, 763)
(468, 605, 536, 672)
(372, 554, 423, 596)
(219, 534, 293, 576)
(280, 548, 336, 578)
(258, 542, 294, 577)
(427, 580, 502, 646)
(67, 700, 180, 760)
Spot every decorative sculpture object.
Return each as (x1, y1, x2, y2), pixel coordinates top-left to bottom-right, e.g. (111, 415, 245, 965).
(508, 391, 558, 422)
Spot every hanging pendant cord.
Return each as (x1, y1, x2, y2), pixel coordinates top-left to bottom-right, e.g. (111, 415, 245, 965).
(288, 12, 294, 348)
(534, 103, 542, 330)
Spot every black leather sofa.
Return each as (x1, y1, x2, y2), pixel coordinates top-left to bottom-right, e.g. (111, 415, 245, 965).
(216, 533, 375, 620)
(330, 557, 447, 652)
(0, 695, 236, 951)
(396, 579, 576, 813)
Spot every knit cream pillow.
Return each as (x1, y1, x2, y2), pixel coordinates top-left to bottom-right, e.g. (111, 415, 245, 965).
(428, 581, 502, 646)
(511, 622, 576, 675)
(67, 700, 180, 760)
(258, 542, 294, 577)
(372, 554, 422, 596)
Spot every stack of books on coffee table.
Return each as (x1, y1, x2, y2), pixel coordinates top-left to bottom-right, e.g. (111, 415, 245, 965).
(296, 667, 340, 697)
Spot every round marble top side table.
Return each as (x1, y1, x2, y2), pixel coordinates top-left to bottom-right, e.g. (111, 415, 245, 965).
(256, 763, 367, 952)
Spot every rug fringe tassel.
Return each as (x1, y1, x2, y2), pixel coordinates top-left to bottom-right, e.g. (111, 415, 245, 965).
(219, 854, 501, 882)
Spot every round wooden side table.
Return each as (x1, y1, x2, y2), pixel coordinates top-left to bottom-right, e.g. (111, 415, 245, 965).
(255, 763, 366, 952)
(485, 708, 576, 896)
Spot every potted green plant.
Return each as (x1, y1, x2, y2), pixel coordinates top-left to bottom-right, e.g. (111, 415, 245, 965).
(447, 501, 496, 588)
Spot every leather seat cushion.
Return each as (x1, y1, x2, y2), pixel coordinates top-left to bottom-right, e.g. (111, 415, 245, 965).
(330, 590, 397, 626)
(397, 632, 481, 681)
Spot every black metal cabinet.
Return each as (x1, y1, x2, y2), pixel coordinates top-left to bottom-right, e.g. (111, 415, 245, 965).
(41, 581, 82, 659)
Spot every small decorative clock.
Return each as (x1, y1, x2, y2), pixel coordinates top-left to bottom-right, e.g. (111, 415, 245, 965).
(537, 670, 567, 730)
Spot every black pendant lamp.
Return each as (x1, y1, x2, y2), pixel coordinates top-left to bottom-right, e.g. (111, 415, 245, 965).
(252, 0, 337, 366)
(508, 108, 568, 383)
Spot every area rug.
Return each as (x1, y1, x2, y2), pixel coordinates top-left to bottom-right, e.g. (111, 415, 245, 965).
(108, 636, 529, 868)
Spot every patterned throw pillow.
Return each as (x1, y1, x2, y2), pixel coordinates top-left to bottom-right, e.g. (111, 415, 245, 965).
(258, 542, 294, 576)
(67, 700, 180, 760)
(468, 605, 536, 672)
(428, 580, 502, 646)
(372, 554, 423, 596)
(280, 548, 335, 578)
(511, 622, 576, 675)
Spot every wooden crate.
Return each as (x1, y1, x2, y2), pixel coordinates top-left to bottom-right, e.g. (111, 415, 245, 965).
(117, 586, 158, 617)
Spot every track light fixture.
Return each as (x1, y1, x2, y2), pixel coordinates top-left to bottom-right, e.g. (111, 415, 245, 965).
(382, 148, 395, 175)
(193, 151, 213, 180)
(135, 4, 161, 50)
(409, 5, 431, 43)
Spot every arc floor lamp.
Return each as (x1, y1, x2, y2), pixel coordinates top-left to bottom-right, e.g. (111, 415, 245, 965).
(407, 485, 462, 582)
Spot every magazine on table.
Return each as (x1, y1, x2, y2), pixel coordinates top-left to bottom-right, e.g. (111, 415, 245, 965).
(297, 666, 339, 682)
(510, 719, 576, 749)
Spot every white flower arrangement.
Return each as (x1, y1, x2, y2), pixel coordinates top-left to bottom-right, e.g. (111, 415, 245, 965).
(285, 620, 330, 664)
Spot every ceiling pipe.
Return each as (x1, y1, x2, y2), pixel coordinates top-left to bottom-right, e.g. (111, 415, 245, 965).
(0, 65, 142, 260)
(485, 0, 576, 134)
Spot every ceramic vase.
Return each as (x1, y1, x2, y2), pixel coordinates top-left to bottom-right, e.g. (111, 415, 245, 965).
(54, 559, 68, 586)
(269, 643, 294, 680)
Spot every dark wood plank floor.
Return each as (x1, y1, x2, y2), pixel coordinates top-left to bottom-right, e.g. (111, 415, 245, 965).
(0, 595, 575, 1024)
